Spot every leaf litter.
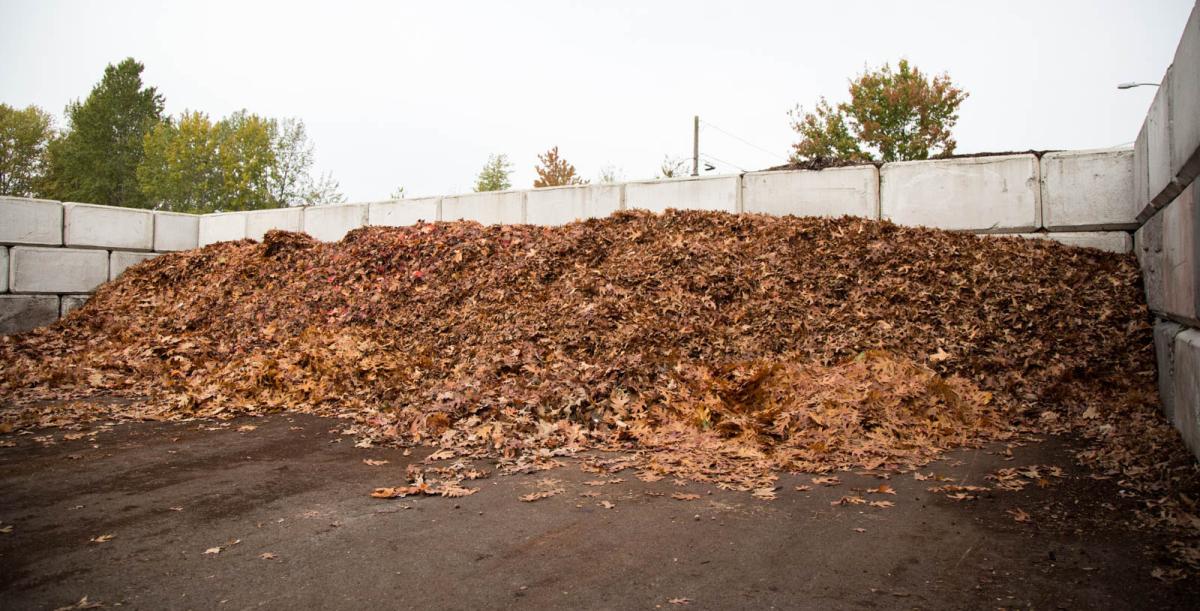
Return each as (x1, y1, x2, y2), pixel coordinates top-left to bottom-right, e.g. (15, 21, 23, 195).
(0, 209, 1196, 560)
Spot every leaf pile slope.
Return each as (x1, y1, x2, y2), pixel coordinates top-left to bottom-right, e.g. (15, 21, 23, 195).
(0, 210, 1189, 496)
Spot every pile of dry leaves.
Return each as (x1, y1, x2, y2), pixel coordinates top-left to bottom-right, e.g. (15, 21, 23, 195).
(0, 210, 1194, 512)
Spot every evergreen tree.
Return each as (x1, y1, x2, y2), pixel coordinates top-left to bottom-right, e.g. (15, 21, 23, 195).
(45, 58, 164, 207)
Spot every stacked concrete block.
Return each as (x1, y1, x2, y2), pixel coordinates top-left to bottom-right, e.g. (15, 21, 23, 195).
(60, 294, 90, 317)
(525, 184, 623, 226)
(0, 197, 63, 245)
(0, 295, 59, 335)
(8, 247, 109, 294)
(441, 191, 525, 225)
(1134, 123, 1151, 218)
(245, 207, 304, 240)
(624, 175, 740, 214)
(1040, 148, 1136, 230)
(1136, 210, 1166, 313)
(1156, 321, 1186, 422)
(198, 212, 247, 246)
(880, 154, 1041, 233)
(1174, 328, 1200, 457)
(368, 198, 441, 227)
(0, 246, 7, 293)
(1161, 185, 1200, 326)
(1171, 4, 1200, 186)
(1013, 231, 1133, 254)
(1147, 71, 1179, 214)
(63, 202, 153, 251)
(110, 251, 161, 280)
(742, 166, 879, 219)
(153, 211, 200, 251)
(303, 204, 369, 241)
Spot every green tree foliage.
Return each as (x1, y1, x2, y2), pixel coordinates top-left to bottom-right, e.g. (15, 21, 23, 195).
(533, 146, 587, 187)
(0, 104, 54, 197)
(45, 58, 164, 207)
(790, 59, 968, 163)
(138, 111, 342, 212)
(474, 154, 512, 192)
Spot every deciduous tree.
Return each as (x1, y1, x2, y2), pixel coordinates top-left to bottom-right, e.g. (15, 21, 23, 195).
(533, 146, 586, 187)
(790, 59, 968, 163)
(0, 104, 54, 197)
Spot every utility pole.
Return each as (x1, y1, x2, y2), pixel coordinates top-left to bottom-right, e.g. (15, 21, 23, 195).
(692, 115, 700, 177)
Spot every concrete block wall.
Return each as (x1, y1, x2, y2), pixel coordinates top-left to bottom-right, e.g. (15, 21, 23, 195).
(1, 146, 1140, 336)
(881, 154, 1042, 233)
(1, 197, 202, 334)
(742, 166, 878, 219)
(1131, 0, 1200, 460)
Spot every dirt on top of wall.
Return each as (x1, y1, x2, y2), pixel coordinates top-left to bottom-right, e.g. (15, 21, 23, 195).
(762, 150, 1059, 172)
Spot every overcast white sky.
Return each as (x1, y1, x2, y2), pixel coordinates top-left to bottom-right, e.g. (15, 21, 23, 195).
(0, 0, 1193, 201)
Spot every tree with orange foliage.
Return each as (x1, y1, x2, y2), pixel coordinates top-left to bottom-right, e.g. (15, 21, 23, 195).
(533, 146, 587, 187)
(790, 59, 968, 163)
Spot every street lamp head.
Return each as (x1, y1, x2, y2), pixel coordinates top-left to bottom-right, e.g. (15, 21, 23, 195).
(1117, 82, 1138, 89)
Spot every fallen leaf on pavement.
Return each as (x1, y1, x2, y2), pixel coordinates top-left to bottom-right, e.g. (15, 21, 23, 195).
(89, 534, 113, 544)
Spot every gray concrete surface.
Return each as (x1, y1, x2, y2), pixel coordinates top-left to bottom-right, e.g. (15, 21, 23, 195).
(1, 412, 1196, 610)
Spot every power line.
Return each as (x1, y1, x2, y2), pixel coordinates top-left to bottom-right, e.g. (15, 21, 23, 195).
(698, 152, 749, 173)
(699, 119, 789, 162)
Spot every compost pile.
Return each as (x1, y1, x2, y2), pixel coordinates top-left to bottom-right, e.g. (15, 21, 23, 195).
(0, 210, 1193, 502)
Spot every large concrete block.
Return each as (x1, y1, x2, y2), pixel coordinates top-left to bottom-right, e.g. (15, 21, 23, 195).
(63, 202, 153, 251)
(1171, 4, 1200, 186)
(1136, 209, 1166, 313)
(303, 203, 368, 241)
(153, 211, 199, 252)
(1147, 70, 1180, 212)
(1155, 320, 1186, 422)
(0, 295, 59, 335)
(60, 294, 90, 317)
(624, 175, 740, 214)
(245, 207, 304, 240)
(0, 246, 6, 293)
(1012, 231, 1132, 254)
(441, 191, 525, 225)
(742, 166, 879, 219)
(198, 212, 247, 246)
(0, 197, 63, 246)
(1134, 122, 1150, 218)
(9, 247, 109, 294)
(1173, 327, 1200, 459)
(880, 154, 1041, 232)
(368, 198, 441, 227)
(110, 250, 161, 280)
(1161, 185, 1200, 325)
(1040, 148, 1136, 230)
(526, 184, 623, 226)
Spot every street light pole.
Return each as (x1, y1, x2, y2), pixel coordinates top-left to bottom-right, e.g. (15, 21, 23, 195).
(692, 116, 700, 177)
(1117, 82, 1161, 89)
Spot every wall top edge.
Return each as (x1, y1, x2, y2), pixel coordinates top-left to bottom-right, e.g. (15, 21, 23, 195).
(624, 173, 740, 187)
(63, 201, 153, 213)
(881, 153, 1039, 169)
(1040, 146, 1134, 159)
(0, 196, 61, 205)
(743, 165, 878, 177)
(152, 210, 203, 218)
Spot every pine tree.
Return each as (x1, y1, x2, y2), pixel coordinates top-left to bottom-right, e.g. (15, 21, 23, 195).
(474, 154, 512, 192)
(45, 58, 164, 207)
